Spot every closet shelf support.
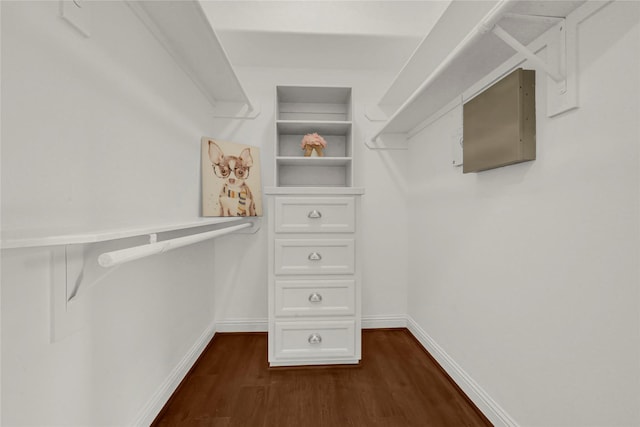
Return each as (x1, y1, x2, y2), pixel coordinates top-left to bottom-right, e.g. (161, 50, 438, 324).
(48, 218, 259, 342)
(364, 132, 409, 151)
(491, 22, 566, 91)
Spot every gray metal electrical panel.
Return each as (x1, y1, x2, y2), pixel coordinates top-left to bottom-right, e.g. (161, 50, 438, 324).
(463, 68, 536, 173)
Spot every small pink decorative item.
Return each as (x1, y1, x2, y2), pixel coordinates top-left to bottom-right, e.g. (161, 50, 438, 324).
(301, 132, 327, 157)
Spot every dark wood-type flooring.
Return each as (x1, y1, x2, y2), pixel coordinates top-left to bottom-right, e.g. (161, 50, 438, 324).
(153, 329, 492, 427)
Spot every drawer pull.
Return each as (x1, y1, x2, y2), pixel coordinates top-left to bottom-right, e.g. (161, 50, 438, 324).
(308, 292, 323, 303)
(307, 210, 322, 219)
(308, 333, 322, 345)
(308, 252, 322, 261)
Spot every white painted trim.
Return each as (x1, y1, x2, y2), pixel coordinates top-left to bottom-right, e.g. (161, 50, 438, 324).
(405, 316, 519, 427)
(362, 314, 407, 329)
(132, 321, 217, 427)
(215, 318, 268, 333)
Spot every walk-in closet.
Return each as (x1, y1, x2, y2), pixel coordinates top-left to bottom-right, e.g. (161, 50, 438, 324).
(1, 1, 639, 425)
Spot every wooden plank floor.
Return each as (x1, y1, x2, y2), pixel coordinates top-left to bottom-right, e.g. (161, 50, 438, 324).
(153, 329, 492, 427)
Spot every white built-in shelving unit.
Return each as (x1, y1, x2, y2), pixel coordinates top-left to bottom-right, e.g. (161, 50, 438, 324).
(275, 86, 353, 187)
(267, 86, 363, 367)
(366, 0, 596, 149)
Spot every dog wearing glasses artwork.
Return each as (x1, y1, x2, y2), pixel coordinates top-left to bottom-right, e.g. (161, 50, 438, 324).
(202, 138, 263, 217)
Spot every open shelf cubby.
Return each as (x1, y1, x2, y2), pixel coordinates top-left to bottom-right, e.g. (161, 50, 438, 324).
(275, 86, 353, 187)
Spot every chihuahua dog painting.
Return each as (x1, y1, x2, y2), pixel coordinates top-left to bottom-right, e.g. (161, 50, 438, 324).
(202, 137, 263, 217)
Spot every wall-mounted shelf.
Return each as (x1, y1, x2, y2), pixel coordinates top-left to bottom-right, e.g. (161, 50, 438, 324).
(126, 0, 259, 119)
(1, 217, 252, 249)
(2, 216, 260, 343)
(366, 0, 595, 149)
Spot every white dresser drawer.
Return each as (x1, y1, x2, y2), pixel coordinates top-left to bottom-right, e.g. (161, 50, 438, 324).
(274, 239, 355, 275)
(274, 197, 355, 233)
(275, 279, 355, 317)
(274, 320, 356, 360)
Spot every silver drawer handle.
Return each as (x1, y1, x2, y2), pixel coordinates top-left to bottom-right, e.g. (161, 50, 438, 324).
(308, 333, 322, 344)
(308, 252, 322, 261)
(308, 292, 323, 303)
(307, 210, 322, 219)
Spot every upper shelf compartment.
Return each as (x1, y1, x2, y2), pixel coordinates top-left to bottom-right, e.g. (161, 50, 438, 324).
(366, 0, 591, 149)
(126, 0, 258, 118)
(277, 86, 352, 121)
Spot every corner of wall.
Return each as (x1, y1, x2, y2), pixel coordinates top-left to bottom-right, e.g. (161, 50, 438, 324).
(405, 316, 519, 427)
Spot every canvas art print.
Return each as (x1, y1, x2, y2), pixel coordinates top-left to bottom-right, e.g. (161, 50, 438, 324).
(202, 137, 263, 217)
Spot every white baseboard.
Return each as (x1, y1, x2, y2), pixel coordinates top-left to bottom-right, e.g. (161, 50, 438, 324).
(362, 314, 407, 329)
(214, 316, 406, 332)
(215, 318, 268, 333)
(132, 320, 217, 427)
(405, 316, 519, 427)
(132, 318, 267, 426)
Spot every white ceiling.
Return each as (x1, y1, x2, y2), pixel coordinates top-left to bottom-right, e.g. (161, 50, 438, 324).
(200, 1, 451, 71)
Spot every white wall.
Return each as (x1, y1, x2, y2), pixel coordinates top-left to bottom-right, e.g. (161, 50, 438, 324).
(406, 1, 639, 425)
(1, 2, 232, 425)
(1, 2, 410, 424)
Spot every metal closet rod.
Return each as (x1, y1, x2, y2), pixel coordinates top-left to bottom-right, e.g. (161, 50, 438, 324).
(98, 221, 253, 268)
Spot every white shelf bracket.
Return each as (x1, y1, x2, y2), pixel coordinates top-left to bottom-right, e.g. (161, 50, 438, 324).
(51, 245, 87, 342)
(490, 10, 586, 118)
(492, 22, 566, 89)
(365, 133, 409, 151)
(363, 105, 389, 122)
(65, 242, 121, 304)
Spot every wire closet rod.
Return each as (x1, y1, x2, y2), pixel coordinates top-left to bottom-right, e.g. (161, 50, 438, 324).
(98, 221, 252, 268)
